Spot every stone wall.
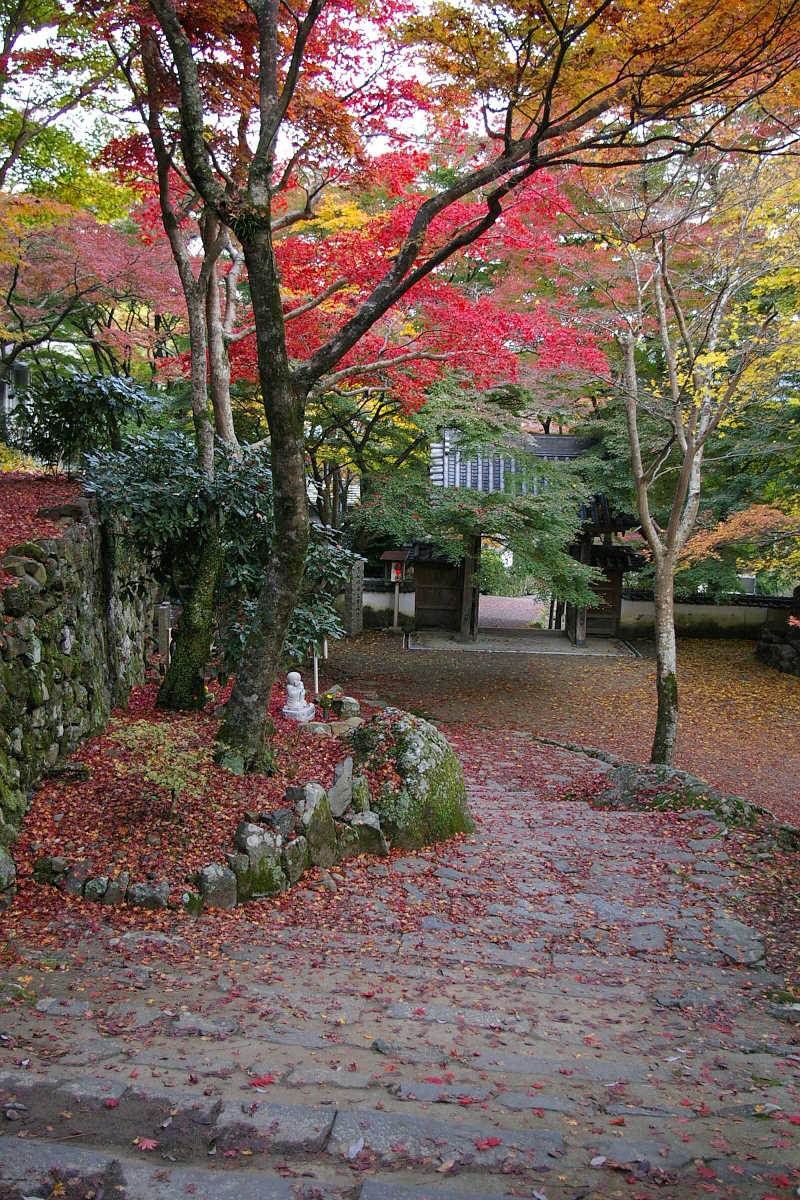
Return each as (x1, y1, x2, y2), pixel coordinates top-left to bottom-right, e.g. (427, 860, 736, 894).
(0, 498, 157, 897)
(756, 596, 800, 676)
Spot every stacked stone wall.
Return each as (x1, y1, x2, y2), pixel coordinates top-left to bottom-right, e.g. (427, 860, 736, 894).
(756, 588, 800, 677)
(0, 500, 157, 899)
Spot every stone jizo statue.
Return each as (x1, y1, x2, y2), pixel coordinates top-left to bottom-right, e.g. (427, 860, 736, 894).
(282, 671, 315, 723)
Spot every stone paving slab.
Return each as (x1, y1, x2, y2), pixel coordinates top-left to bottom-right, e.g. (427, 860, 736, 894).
(214, 1099, 336, 1154)
(361, 1184, 509, 1200)
(328, 1107, 565, 1169)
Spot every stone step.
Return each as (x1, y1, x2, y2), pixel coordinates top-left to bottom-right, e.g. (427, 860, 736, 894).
(0, 1135, 534, 1200)
(0, 1071, 563, 1176)
(0, 1137, 295, 1200)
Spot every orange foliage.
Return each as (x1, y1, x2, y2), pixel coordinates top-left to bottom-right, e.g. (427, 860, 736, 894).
(680, 505, 800, 567)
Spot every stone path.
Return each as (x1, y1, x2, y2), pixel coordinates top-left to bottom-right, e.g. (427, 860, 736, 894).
(476, 595, 548, 630)
(1, 735, 798, 1199)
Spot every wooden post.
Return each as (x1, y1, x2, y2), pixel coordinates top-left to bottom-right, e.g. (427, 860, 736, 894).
(157, 601, 172, 665)
(313, 648, 319, 696)
(393, 580, 400, 629)
(574, 537, 591, 647)
(460, 535, 480, 640)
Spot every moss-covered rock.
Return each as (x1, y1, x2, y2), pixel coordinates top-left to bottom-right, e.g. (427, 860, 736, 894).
(226, 851, 253, 901)
(250, 856, 287, 898)
(335, 820, 361, 861)
(0, 845, 16, 895)
(352, 708, 474, 850)
(291, 784, 340, 869)
(283, 836, 309, 883)
(592, 763, 765, 826)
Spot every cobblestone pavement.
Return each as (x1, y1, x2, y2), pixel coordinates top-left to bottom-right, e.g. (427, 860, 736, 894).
(1, 733, 798, 1199)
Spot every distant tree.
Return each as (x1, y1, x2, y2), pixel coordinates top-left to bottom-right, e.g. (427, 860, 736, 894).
(0, 197, 183, 382)
(564, 152, 800, 762)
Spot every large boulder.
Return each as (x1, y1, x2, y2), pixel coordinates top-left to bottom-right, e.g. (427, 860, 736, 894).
(351, 709, 474, 850)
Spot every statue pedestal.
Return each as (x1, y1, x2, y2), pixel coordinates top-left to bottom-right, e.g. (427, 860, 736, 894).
(282, 700, 316, 724)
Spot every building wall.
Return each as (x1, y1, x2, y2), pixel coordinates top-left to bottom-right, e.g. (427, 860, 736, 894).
(362, 583, 415, 629)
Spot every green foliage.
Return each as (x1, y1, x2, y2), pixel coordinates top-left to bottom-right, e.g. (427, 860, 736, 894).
(15, 373, 157, 468)
(479, 545, 532, 596)
(106, 718, 211, 808)
(85, 431, 361, 671)
(349, 467, 599, 605)
(0, 116, 134, 219)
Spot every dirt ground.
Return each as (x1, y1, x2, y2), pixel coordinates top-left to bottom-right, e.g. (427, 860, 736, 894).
(324, 632, 800, 827)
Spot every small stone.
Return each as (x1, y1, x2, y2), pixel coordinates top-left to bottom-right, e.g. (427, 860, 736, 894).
(350, 776, 371, 813)
(307, 722, 332, 737)
(244, 829, 282, 869)
(287, 781, 327, 824)
(225, 852, 252, 901)
(328, 756, 353, 818)
(198, 864, 237, 910)
(63, 859, 92, 896)
(182, 890, 204, 916)
(335, 821, 361, 861)
(321, 870, 338, 892)
(283, 837, 309, 884)
(265, 808, 296, 840)
(351, 812, 389, 857)
(126, 880, 170, 909)
(233, 820, 265, 851)
(303, 792, 339, 869)
(336, 696, 360, 718)
(83, 876, 109, 902)
(102, 871, 129, 904)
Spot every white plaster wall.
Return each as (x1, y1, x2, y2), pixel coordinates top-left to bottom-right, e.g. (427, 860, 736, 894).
(620, 599, 769, 639)
(363, 588, 415, 621)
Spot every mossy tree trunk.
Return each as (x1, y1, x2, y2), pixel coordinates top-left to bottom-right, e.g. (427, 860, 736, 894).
(214, 225, 309, 773)
(157, 518, 224, 710)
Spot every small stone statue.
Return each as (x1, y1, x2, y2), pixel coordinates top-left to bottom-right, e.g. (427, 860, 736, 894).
(282, 670, 315, 723)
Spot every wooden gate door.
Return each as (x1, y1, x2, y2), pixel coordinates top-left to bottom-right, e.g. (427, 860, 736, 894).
(414, 563, 462, 629)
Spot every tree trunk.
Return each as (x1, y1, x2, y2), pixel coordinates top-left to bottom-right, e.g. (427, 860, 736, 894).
(157, 282, 219, 707)
(650, 563, 679, 765)
(157, 519, 224, 710)
(203, 214, 240, 453)
(215, 229, 309, 774)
